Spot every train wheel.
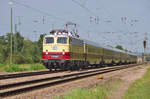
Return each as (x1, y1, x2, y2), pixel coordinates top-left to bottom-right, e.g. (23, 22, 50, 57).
(78, 61, 82, 70)
(72, 61, 77, 71)
(47, 62, 52, 72)
(80, 61, 85, 70)
(60, 63, 65, 71)
(70, 64, 74, 71)
(111, 61, 115, 66)
(100, 61, 105, 67)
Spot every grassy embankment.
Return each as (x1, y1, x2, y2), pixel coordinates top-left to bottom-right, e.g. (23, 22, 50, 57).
(54, 78, 122, 99)
(123, 67, 150, 99)
(0, 63, 46, 72)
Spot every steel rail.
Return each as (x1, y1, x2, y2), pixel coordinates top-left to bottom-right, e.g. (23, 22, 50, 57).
(0, 65, 126, 90)
(0, 65, 125, 80)
(0, 70, 55, 80)
(0, 64, 139, 97)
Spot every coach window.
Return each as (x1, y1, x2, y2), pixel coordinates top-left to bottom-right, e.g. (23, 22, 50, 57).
(45, 37, 54, 44)
(57, 37, 67, 44)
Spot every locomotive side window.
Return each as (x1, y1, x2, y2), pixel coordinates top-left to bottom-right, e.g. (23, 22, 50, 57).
(57, 37, 67, 44)
(45, 37, 54, 44)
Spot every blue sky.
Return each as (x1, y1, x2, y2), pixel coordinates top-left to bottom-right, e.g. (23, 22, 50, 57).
(0, 0, 150, 53)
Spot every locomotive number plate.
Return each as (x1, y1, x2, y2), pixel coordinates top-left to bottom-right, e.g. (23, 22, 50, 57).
(51, 55, 59, 58)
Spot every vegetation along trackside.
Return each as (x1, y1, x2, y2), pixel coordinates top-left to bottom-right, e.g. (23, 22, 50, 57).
(123, 67, 150, 99)
(0, 32, 44, 65)
(54, 78, 122, 99)
(0, 32, 46, 72)
(0, 64, 45, 72)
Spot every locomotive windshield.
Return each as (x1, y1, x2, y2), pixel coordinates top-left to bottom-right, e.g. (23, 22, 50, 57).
(45, 37, 54, 44)
(57, 37, 67, 44)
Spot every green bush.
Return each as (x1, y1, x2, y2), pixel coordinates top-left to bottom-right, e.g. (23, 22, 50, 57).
(24, 57, 34, 64)
(0, 64, 4, 68)
(0, 32, 43, 65)
(0, 63, 45, 72)
(29, 64, 45, 70)
(32, 55, 41, 63)
(4, 64, 28, 72)
(0, 64, 5, 72)
(13, 53, 27, 64)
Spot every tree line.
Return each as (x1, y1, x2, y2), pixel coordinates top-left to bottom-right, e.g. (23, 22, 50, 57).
(0, 32, 44, 64)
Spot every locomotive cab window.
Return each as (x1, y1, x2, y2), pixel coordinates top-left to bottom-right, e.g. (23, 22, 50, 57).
(57, 37, 67, 44)
(45, 37, 54, 44)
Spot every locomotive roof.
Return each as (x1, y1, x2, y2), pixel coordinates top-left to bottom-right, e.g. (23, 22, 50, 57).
(49, 29, 79, 38)
(44, 34, 70, 37)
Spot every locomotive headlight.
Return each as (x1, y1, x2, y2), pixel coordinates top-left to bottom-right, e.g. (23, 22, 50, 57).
(62, 49, 65, 55)
(46, 50, 48, 55)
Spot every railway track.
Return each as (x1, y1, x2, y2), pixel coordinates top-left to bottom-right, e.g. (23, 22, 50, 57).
(0, 70, 57, 80)
(0, 66, 114, 80)
(0, 65, 124, 80)
(0, 64, 140, 98)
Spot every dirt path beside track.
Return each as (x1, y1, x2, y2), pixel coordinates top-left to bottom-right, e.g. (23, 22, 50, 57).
(110, 64, 149, 99)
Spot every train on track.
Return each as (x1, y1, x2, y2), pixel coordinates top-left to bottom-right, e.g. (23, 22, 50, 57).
(41, 29, 137, 71)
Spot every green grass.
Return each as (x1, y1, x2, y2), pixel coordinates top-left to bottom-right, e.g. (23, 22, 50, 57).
(54, 78, 122, 99)
(0, 63, 46, 72)
(29, 64, 46, 70)
(0, 64, 5, 72)
(123, 67, 150, 99)
(4, 64, 28, 72)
